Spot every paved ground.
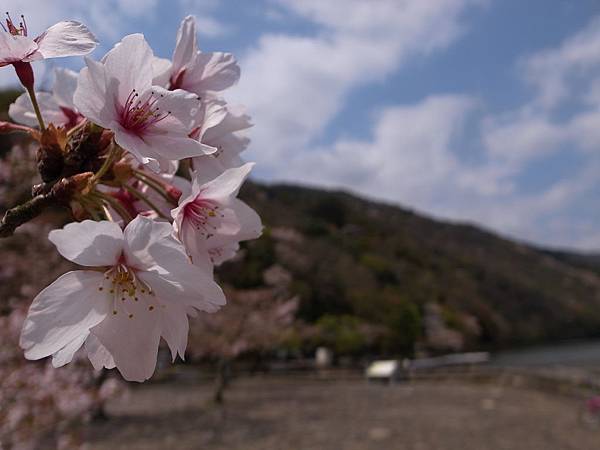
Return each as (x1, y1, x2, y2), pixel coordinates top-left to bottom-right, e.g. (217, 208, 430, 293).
(84, 375, 600, 450)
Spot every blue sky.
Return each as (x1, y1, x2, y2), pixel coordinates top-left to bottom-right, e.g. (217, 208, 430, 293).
(3, 0, 600, 251)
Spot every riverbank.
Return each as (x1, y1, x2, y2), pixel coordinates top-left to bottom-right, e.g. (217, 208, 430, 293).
(83, 375, 599, 449)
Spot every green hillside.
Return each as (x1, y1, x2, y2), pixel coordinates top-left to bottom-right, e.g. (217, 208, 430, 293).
(221, 182, 600, 355)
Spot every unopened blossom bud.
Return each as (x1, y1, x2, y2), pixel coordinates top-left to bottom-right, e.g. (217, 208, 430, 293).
(112, 160, 133, 183)
(12, 61, 34, 90)
(37, 125, 66, 182)
(70, 201, 88, 221)
(71, 172, 94, 192)
(98, 130, 114, 152)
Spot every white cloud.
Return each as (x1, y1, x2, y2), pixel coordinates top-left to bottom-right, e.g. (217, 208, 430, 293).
(236, 6, 600, 250)
(521, 16, 600, 110)
(279, 95, 478, 204)
(232, 0, 485, 172)
(193, 15, 232, 38)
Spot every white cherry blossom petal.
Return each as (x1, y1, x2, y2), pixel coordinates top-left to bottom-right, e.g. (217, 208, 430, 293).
(91, 291, 161, 382)
(74, 58, 117, 128)
(27, 21, 98, 61)
(152, 56, 171, 86)
(201, 163, 254, 200)
(185, 52, 240, 93)
(51, 332, 88, 368)
(123, 215, 179, 269)
(48, 220, 123, 267)
(20, 271, 109, 360)
(171, 15, 197, 73)
(9, 92, 66, 127)
(112, 124, 162, 172)
(159, 301, 189, 361)
(0, 33, 36, 65)
(102, 33, 153, 99)
(230, 198, 263, 241)
(85, 334, 116, 370)
(138, 269, 225, 314)
(52, 67, 79, 109)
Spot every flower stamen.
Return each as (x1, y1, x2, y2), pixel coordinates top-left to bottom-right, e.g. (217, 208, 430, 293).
(118, 89, 171, 135)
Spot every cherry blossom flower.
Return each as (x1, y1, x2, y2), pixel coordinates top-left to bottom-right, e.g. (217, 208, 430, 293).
(171, 163, 262, 267)
(190, 102, 253, 178)
(9, 68, 82, 128)
(0, 14, 97, 88)
(20, 216, 226, 382)
(154, 15, 240, 95)
(73, 33, 217, 172)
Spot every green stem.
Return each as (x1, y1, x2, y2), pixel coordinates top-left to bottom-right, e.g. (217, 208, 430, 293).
(26, 86, 45, 132)
(78, 195, 102, 221)
(131, 169, 177, 206)
(100, 204, 115, 222)
(91, 191, 133, 223)
(92, 144, 120, 185)
(122, 183, 170, 221)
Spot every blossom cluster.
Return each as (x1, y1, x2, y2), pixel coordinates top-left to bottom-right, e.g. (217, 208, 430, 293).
(1, 14, 262, 381)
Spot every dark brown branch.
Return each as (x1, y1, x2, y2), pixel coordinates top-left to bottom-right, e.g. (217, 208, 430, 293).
(0, 177, 79, 238)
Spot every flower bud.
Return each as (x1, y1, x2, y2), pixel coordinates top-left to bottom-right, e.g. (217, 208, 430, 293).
(12, 61, 34, 90)
(112, 160, 133, 183)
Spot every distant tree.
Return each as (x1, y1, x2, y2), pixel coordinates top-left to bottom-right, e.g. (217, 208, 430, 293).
(187, 265, 299, 403)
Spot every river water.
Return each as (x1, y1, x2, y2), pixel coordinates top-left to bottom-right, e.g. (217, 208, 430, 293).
(491, 339, 600, 368)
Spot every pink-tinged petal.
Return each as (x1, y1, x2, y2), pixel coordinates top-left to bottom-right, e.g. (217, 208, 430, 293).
(151, 56, 171, 87)
(91, 291, 161, 382)
(49, 220, 123, 267)
(85, 334, 115, 370)
(144, 133, 215, 169)
(209, 242, 240, 266)
(201, 162, 254, 200)
(112, 124, 162, 172)
(9, 92, 67, 128)
(74, 58, 117, 128)
(186, 306, 199, 318)
(192, 247, 214, 272)
(27, 21, 97, 61)
(102, 33, 153, 100)
(231, 199, 263, 241)
(192, 99, 228, 140)
(204, 103, 251, 140)
(149, 86, 202, 131)
(159, 301, 189, 361)
(178, 219, 207, 262)
(190, 154, 227, 185)
(138, 268, 225, 314)
(0, 33, 37, 64)
(185, 52, 240, 93)
(171, 177, 203, 235)
(51, 332, 88, 368)
(172, 16, 198, 74)
(53, 67, 79, 109)
(123, 215, 180, 269)
(20, 271, 109, 360)
(212, 207, 242, 239)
